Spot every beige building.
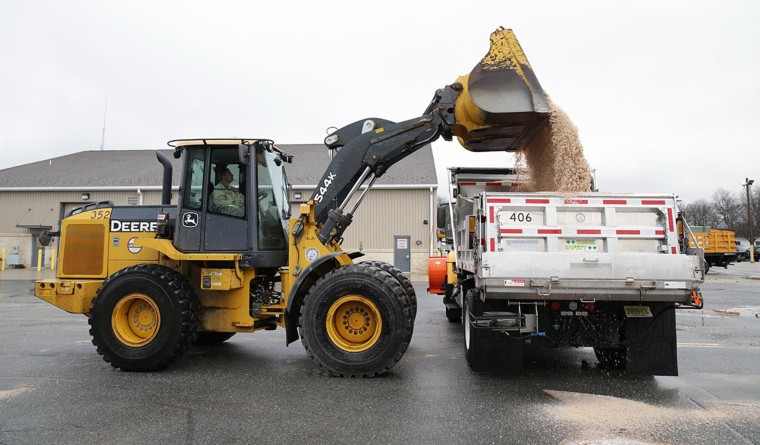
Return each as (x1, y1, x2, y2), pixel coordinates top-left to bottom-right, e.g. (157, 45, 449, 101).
(0, 144, 438, 273)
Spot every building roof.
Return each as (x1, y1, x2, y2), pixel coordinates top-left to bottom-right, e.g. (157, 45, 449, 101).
(0, 144, 437, 189)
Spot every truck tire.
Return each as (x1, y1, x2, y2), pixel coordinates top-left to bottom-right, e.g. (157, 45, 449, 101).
(359, 260, 417, 319)
(593, 347, 626, 370)
(88, 264, 200, 371)
(463, 289, 501, 372)
(444, 286, 461, 323)
(299, 264, 413, 377)
(194, 332, 236, 345)
(446, 305, 462, 323)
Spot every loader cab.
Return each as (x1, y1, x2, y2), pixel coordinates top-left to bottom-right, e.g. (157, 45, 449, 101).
(171, 139, 290, 268)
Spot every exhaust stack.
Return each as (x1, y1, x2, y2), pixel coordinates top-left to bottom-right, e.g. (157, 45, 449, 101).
(156, 151, 173, 205)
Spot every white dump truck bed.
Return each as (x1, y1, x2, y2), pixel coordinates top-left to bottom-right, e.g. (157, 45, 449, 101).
(459, 191, 704, 302)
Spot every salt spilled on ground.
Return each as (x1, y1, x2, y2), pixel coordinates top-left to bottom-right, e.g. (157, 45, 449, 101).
(518, 96, 591, 193)
(544, 389, 760, 444)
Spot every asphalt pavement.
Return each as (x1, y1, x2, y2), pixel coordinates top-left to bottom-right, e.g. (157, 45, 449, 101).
(1, 265, 759, 444)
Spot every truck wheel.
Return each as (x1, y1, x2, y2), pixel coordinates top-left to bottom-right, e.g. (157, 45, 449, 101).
(194, 332, 236, 345)
(594, 347, 626, 370)
(464, 289, 499, 372)
(446, 305, 462, 323)
(299, 264, 413, 377)
(359, 260, 417, 319)
(445, 286, 462, 323)
(88, 264, 199, 371)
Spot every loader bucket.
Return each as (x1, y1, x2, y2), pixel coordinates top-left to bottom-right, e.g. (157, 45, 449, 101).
(453, 27, 550, 152)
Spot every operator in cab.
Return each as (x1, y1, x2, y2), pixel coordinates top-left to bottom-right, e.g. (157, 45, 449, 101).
(211, 167, 245, 217)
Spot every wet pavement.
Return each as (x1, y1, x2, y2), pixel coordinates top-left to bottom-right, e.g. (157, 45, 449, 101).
(1, 267, 759, 444)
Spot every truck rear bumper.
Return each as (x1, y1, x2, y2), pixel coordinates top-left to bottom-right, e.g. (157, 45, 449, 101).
(478, 252, 703, 302)
(481, 278, 695, 303)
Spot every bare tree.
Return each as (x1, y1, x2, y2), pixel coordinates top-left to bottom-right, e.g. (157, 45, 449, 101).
(682, 199, 719, 229)
(711, 188, 742, 231)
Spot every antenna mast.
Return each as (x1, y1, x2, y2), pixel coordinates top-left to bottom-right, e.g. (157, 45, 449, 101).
(100, 99, 108, 151)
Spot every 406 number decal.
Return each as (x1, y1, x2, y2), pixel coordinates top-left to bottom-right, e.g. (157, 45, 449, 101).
(509, 212, 532, 223)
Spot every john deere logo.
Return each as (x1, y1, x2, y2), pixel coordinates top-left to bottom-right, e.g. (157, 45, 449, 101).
(182, 212, 199, 228)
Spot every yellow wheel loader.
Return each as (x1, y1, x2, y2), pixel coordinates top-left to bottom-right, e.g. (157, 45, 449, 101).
(34, 28, 549, 376)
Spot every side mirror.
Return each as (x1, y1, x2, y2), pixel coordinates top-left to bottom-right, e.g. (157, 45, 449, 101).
(238, 144, 251, 165)
(436, 205, 447, 229)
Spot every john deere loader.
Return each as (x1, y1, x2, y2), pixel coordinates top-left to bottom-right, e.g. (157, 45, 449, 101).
(35, 27, 550, 376)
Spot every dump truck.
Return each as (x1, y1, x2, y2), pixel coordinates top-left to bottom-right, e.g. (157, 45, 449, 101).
(685, 227, 737, 272)
(429, 168, 705, 375)
(34, 27, 551, 376)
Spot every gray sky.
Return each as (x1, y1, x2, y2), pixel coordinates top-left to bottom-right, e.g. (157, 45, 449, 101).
(1, 1, 758, 203)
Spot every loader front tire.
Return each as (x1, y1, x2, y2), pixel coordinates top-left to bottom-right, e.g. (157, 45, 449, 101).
(89, 264, 199, 371)
(299, 264, 413, 377)
(359, 260, 417, 319)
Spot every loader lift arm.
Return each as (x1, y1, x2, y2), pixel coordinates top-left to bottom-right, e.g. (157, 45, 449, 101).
(309, 27, 549, 246)
(310, 85, 462, 246)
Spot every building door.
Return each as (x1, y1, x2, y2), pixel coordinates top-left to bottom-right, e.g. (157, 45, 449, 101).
(393, 235, 411, 273)
(31, 234, 44, 267)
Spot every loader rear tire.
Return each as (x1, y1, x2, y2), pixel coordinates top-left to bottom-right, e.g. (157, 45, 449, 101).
(299, 264, 413, 377)
(88, 264, 199, 371)
(194, 332, 236, 345)
(359, 260, 417, 319)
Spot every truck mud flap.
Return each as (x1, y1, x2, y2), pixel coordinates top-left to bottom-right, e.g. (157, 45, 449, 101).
(470, 331, 524, 373)
(624, 303, 678, 376)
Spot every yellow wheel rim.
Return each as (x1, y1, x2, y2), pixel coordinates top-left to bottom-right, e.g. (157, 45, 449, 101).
(326, 295, 382, 352)
(111, 293, 161, 347)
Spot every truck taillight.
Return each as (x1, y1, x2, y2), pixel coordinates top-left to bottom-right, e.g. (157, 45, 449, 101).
(550, 301, 560, 311)
(584, 302, 595, 312)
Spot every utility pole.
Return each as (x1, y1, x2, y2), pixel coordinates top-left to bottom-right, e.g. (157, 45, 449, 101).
(744, 178, 755, 263)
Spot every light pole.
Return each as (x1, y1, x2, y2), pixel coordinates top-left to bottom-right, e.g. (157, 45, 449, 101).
(744, 178, 755, 263)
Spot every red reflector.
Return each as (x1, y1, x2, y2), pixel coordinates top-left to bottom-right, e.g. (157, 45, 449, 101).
(584, 302, 595, 312)
(550, 301, 561, 311)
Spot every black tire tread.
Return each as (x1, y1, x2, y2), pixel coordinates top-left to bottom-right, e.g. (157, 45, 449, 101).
(88, 264, 200, 372)
(358, 260, 417, 319)
(298, 264, 413, 377)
